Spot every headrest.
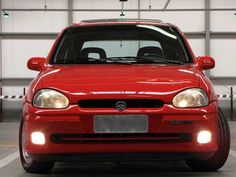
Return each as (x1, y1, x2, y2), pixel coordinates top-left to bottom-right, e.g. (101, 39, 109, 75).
(137, 46, 164, 58)
(81, 47, 107, 59)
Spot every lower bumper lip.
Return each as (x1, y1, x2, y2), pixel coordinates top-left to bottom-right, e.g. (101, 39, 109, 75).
(27, 152, 216, 162)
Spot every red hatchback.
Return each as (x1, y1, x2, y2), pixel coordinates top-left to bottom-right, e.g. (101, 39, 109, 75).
(20, 19, 230, 173)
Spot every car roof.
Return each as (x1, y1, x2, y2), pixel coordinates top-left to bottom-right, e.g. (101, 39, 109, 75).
(71, 18, 172, 28)
(81, 18, 163, 23)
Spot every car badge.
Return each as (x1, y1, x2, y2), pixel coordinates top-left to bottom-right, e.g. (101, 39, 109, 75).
(115, 101, 127, 111)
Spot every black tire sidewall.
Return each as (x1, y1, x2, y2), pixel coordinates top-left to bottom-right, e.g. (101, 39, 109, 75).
(19, 119, 31, 168)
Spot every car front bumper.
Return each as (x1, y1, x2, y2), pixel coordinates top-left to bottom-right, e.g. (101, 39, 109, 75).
(23, 101, 218, 161)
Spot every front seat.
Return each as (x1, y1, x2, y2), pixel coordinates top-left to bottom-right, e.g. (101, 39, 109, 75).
(137, 46, 164, 58)
(80, 47, 107, 59)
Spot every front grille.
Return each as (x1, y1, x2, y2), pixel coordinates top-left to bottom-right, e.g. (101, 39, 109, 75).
(50, 133, 192, 144)
(78, 99, 164, 108)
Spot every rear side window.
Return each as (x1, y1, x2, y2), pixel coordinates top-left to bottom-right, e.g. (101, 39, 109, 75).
(82, 40, 162, 59)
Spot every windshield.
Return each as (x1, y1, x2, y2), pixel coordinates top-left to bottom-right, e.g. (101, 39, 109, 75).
(51, 24, 192, 65)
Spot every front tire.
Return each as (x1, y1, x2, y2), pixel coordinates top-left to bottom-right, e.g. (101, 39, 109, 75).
(186, 108, 230, 171)
(19, 119, 54, 173)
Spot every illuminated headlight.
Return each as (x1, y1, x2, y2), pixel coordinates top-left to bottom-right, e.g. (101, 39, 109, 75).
(33, 89, 69, 108)
(173, 88, 209, 108)
(197, 131, 211, 144)
(31, 132, 45, 145)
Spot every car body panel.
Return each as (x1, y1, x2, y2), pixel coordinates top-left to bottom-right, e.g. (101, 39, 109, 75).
(23, 101, 218, 154)
(26, 64, 201, 104)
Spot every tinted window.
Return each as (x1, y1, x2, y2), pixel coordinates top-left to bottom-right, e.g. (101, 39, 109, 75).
(52, 25, 192, 65)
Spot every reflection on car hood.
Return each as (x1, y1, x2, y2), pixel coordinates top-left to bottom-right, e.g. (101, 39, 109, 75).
(40, 65, 200, 103)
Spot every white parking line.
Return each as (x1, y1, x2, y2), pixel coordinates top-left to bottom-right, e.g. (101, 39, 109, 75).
(230, 150, 236, 158)
(0, 151, 19, 169)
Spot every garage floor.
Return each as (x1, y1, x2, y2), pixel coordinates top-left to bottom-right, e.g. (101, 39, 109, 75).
(0, 121, 236, 177)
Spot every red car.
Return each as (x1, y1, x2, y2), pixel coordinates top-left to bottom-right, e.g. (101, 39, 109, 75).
(20, 19, 230, 173)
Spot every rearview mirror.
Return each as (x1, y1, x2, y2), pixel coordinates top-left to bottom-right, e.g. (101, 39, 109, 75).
(27, 57, 46, 71)
(197, 56, 215, 70)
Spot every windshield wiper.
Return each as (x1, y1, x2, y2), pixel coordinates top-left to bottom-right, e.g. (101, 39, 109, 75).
(56, 58, 132, 65)
(56, 56, 184, 65)
(137, 57, 184, 65)
(107, 56, 184, 65)
(56, 58, 108, 64)
(105, 57, 134, 65)
(89, 57, 132, 65)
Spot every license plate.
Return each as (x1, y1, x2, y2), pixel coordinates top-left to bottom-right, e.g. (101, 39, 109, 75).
(94, 115, 148, 133)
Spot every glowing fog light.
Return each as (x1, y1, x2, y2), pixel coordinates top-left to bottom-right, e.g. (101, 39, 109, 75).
(197, 131, 211, 144)
(31, 132, 45, 145)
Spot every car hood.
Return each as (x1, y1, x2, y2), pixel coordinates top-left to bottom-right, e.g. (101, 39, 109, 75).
(39, 65, 200, 103)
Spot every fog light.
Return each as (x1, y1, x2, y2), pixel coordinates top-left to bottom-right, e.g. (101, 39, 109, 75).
(31, 132, 45, 145)
(197, 131, 211, 144)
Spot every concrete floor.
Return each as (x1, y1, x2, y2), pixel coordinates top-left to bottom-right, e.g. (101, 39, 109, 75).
(0, 121, 236, 177)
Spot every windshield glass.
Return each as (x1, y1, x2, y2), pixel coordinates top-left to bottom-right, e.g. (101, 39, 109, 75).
(51, 24, 192, 65)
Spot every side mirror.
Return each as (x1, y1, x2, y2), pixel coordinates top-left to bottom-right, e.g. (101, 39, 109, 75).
(27, 57, 46, 71)
(197, 56, 215, 70)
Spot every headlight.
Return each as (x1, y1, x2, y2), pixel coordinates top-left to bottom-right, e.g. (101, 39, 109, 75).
(173, 88, 209, 108)
(33, 89, 69, 108)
